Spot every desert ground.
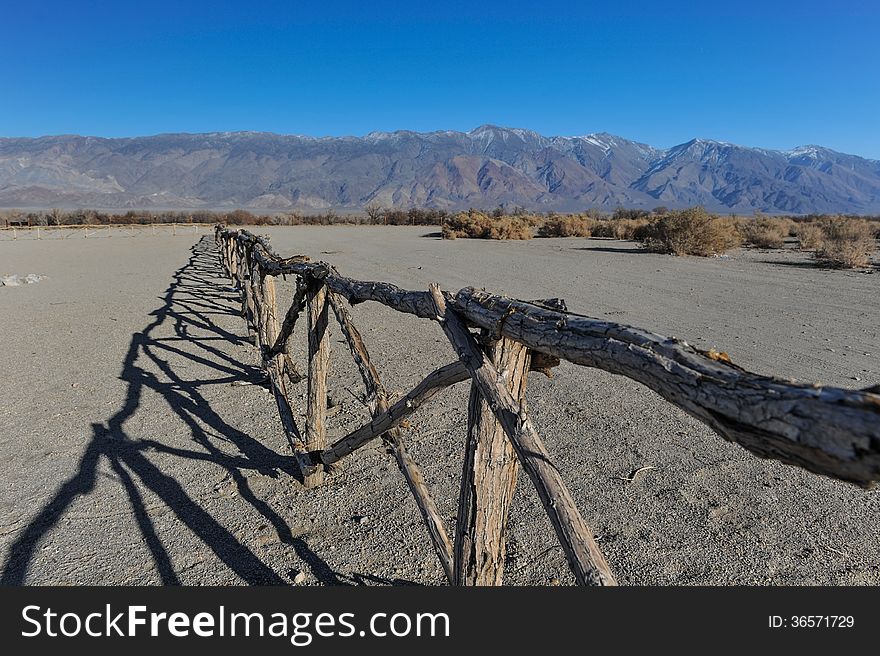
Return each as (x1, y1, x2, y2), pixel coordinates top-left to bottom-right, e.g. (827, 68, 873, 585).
(0, 225, 878, 585)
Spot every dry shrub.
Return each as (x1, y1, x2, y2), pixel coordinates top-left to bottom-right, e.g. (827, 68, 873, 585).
(442, 211, 531, 240)
(487, 217, 532, 240)
(518, 214, 547, 227)
(617, 217, 652, 240)
(815, 217, 876, 268)
(442, 211, 490, 239)
(538, 215, 594, 237)
(741, 218, 789, 248)
(795, 222, 824, 250)
(592, 218, 651, 240)
(641, 207, 742, 256)
(585, 219, 612, 238)
(780, 217, 798, 237)
(716, 215, 747, 238)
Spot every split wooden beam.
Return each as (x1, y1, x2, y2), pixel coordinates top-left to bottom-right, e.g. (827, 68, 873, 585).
(260, 273, 304, 456)
(247, 254, 266, 348)
(327, 290, 382, 412)
(429, 283, 616, 587)
(303, 275, 331, 488)
(229, 236, 239, 279)
(264, 277, 308, 360)
(455, 335, 531, 586)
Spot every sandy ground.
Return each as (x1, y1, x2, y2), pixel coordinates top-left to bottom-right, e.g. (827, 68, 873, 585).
(0, 226, 878, 586)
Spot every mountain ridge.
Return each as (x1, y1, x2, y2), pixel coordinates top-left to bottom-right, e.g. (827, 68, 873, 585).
(2, 126, 879, 214)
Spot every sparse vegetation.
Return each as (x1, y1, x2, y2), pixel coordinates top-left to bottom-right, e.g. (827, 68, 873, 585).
(741, 217, 789, 248)
(4, 206, 877, 266)
(592, 217, 652, 240)
(640, 207, 742, 256)
(441, 210, 532, 240)
(538, 215, 594, 237)
(795, 223, 825, 250)
(815, 217, 876, 268)
(0, 206, 454, 228)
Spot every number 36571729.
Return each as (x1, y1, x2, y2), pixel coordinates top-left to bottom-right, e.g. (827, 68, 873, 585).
(769, 616, 854, 628)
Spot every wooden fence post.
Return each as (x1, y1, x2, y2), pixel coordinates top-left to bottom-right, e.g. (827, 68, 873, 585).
(239, 246, 256, 342)
(215, 231, 226, 265)
(248, 257, 265, 348)
(454, 336, 531, 585)
(429, 284, 616, 586)
(304, 276, 330, 488)
(261, 273, 304, 456)
(230, 237, 239, 281)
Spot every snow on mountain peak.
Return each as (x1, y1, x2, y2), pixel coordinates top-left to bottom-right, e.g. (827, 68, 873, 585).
(786, 145, 823, 159)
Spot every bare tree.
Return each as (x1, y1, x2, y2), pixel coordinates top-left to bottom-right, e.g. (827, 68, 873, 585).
(364, 202, 384, 224)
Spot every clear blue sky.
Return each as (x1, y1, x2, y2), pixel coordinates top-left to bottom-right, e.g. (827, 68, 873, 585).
(3, 1, 879, 157)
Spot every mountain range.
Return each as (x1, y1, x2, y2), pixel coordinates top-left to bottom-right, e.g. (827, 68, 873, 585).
(2, 126, 879, 214)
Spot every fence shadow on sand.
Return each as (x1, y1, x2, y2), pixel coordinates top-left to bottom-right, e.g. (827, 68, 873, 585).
(1, 236, 395, 586)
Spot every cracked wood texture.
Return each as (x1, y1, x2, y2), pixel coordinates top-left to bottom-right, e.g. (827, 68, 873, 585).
(455, 335, 531, 585)
(216, 226, 880, 488)
(265, 276, 307, 359)
(260, 274, 304, 457)
(453, 288, 880, 487)
(430, 284, 616, 586)
(304, 276, 330, 488)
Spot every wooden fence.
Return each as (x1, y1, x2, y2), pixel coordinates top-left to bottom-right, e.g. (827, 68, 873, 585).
(215, 225, 880, 586)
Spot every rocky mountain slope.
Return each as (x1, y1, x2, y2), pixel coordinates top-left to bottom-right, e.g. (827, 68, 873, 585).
(1, 126, 878, 213)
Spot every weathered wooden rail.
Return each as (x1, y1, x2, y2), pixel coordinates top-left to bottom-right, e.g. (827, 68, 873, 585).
(215, 225, 880, 586)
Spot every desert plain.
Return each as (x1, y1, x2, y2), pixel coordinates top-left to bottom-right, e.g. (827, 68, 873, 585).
(0, 225, 878, 585)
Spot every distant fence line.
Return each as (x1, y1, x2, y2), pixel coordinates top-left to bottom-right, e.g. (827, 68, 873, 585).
(214, 225, 880, 586)
(0, 223, 212, 240)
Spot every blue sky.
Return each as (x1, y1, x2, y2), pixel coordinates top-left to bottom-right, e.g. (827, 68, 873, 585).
(3, 1, 879, 157)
